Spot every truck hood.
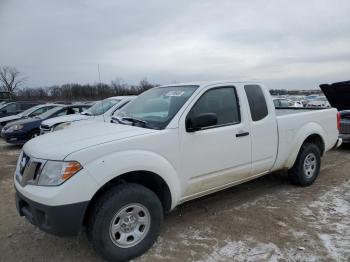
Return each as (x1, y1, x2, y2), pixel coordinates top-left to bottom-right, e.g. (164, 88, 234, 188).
(0, 114, 21, 124)
(23, 122, 158, 160)
(42, 114, 92, 127)
(320, 81, 350, 111)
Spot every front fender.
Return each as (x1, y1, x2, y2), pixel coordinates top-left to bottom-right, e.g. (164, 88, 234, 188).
(83, 150, 181, 209)
(285, 122, 325, 169)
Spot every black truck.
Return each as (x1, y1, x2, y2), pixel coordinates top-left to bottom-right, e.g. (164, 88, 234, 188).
(320, 81, 350, 143)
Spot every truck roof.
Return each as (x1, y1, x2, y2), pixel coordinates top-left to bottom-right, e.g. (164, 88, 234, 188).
(161, 80, 261, 87)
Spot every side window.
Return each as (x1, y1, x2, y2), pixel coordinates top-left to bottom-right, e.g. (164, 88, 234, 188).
(53, 109, 68, 117)
(80, 106, 90, 113)
(112, 101, 130, 115)
(5, 103, 17, 112)
(244, 85, 268, 121)
(30, 107, 49, 116)
(68, 107, 80, 114)
(188, 87, 240, 127)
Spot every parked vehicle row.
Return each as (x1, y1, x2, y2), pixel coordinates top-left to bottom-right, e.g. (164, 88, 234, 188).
(13, 81, 341, 261)
(40, 96, 134, 134)
(0, 101, 42, 119)
(0, 104, 55, 128)
(1, 104, 91, 144)
(272, 95, 330, 108)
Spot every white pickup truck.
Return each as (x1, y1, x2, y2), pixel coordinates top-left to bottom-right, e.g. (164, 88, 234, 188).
(14, 81, 341, 261)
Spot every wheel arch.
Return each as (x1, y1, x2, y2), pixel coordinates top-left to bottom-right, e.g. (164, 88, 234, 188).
(286, 131, 325, 169)
(83, 170, 173, 226)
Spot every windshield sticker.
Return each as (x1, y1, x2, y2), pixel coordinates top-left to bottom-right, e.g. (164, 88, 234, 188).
(165, 91, 185, 97)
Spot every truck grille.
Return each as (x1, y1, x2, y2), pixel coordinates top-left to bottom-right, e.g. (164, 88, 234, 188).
(340, 122, 350, 134)
(16, 152, 46, 186)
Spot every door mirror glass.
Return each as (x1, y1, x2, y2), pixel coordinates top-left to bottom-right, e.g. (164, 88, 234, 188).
(186, 113, 218, 132)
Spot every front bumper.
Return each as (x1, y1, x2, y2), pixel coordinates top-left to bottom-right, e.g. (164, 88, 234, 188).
(1, 130, 28, 144)
(15, 189, 89, 236)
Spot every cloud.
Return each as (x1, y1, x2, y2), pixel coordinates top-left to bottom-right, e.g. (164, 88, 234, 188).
(1, 0, 350, 89)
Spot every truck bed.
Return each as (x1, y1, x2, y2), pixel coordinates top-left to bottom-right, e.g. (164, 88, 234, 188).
(272, 107, 338, 171)
(275, 107, 327, 116)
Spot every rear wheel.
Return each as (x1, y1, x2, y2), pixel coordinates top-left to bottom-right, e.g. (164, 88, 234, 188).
(87, 183, 163, 262)
(288, 143, 321, 186)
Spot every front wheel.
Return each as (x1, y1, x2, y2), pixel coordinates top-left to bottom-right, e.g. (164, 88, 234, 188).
(288, 143, 321, 186)
(87, 183, 163, 262)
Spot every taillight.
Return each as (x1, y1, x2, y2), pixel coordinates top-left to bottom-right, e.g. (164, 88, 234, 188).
(337, 112, 341, 131)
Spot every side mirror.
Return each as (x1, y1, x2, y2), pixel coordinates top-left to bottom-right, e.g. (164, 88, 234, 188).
(186, 113, 218, 132)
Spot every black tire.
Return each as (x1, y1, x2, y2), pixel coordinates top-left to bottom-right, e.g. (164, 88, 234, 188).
(288, 143, 321, 186)
(87, 183, 164, 262)
(28, 129, 40, 140)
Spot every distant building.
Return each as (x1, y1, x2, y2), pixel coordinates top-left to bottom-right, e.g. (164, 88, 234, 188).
(0, 91, 11, 102)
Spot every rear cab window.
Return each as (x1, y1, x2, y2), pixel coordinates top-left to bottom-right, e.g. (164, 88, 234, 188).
(244, 85, 268, 121)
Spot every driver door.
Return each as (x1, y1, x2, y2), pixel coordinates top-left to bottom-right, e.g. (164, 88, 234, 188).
(178, 85, 252, 200)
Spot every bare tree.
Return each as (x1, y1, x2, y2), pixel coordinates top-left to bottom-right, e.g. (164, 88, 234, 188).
(0, 66, 27, 96)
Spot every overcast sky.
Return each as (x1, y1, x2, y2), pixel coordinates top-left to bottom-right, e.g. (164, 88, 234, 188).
(1, 0, 350, 89)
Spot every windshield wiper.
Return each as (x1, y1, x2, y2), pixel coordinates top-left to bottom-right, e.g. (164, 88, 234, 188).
(121, 117, 148, 127)
(112, 116, 157, 129)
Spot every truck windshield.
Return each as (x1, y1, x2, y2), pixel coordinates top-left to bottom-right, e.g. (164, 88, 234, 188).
(83, 99, 121, 116)
(115, 85, 198, 129)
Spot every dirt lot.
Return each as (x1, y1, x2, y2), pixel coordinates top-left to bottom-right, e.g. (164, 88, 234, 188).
(0, 138, 349, 262)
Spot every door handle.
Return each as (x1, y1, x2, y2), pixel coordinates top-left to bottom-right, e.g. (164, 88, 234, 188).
(236, 131, 249, 137)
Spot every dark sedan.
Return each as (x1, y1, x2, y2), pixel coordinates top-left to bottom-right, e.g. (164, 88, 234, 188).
(1, 104, 90, 145)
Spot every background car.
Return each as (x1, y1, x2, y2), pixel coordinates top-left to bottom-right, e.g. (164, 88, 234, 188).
(40, 96, 134, 134)
(1, 104, 90, 144)
(0, 104, 57, 128)
(287, 96, 306, 107)
(273, 98, 300, 107)
(306, 96, 330, 108)
(0, 101, 42, 118)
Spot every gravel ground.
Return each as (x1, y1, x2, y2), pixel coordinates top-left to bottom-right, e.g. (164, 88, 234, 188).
(0, 138, 349, 262)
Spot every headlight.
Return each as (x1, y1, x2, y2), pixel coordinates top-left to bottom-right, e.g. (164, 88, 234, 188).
(37, 161, 82, 186)
(53, 122, 71, 131)
(6, 124, 23, 132)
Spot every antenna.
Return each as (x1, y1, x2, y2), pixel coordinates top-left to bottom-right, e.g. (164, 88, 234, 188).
(97, 64, 106, 122)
